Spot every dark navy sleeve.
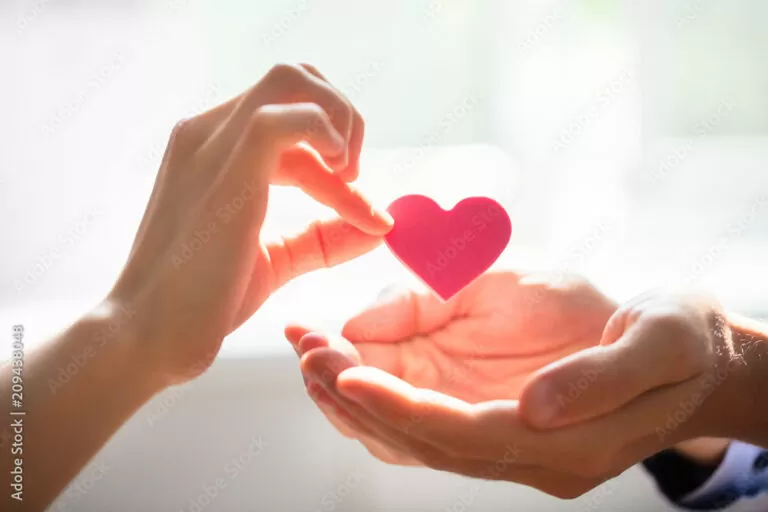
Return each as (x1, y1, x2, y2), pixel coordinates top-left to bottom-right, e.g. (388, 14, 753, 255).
(643, 441, 768, 510)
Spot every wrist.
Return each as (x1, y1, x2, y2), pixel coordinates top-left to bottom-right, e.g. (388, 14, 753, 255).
(102, 289, 223, 387)
(80, 299, 168, 396)
(707, 313, 768, 445)
(731, 314, 768, 444)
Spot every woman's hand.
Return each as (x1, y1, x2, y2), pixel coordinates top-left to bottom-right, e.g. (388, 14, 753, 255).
(1, 63, 395, 510)
(110, 63, 392, 386)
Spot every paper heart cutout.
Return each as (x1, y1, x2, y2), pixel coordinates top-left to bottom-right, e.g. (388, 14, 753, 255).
(384, 194, 512, 301)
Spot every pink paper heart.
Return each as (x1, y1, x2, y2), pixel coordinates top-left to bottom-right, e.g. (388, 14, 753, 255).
(384, 194, 512, 301)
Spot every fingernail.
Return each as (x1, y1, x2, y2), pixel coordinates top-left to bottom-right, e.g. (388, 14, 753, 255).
(525, 382, 558, 428)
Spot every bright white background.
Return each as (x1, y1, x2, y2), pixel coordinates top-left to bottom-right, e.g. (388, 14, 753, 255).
(2, 0, 768, 510)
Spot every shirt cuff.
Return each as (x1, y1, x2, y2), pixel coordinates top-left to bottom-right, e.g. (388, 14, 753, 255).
(680, 441, 768, 507)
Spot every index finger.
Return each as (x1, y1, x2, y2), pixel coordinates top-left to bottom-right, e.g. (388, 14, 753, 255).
(280, 147, 393, 235)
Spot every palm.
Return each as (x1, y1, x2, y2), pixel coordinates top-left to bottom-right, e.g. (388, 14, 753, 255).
(343, 271, 617, 402)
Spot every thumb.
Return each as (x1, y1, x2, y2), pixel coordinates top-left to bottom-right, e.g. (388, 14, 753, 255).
(519, 318, 697, 429)
(342, 287, 458, 343)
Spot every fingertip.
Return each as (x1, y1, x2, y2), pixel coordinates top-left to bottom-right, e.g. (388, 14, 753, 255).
(338, 366, 409, 395)
(298, 332, 330, 354)
(374, 208, 395, 232)
(336, 365, 370, 386)
(341, 287, 411, 343)
(340, 318, 363, 341)
(336, 366, 378, 402)
(301, 347, 359, 386)
(340, 313, 385, 344)
(284, 324, 311, 345)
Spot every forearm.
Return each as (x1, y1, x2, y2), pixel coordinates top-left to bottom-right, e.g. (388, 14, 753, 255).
(1, 301, 163, 510)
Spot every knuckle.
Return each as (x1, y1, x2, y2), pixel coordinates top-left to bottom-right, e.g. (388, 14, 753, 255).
(298, 62, 317, 73)
(170, 118, 189, 140)
(246, 107, 277, 139)
(560, 272, 590, 290)
(266, 62, 303, 84)
(303, 102, 327, 119)
(299, 104, 330, 135)
(332, 100, 353, 122)
(167, 118, 194, 150)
